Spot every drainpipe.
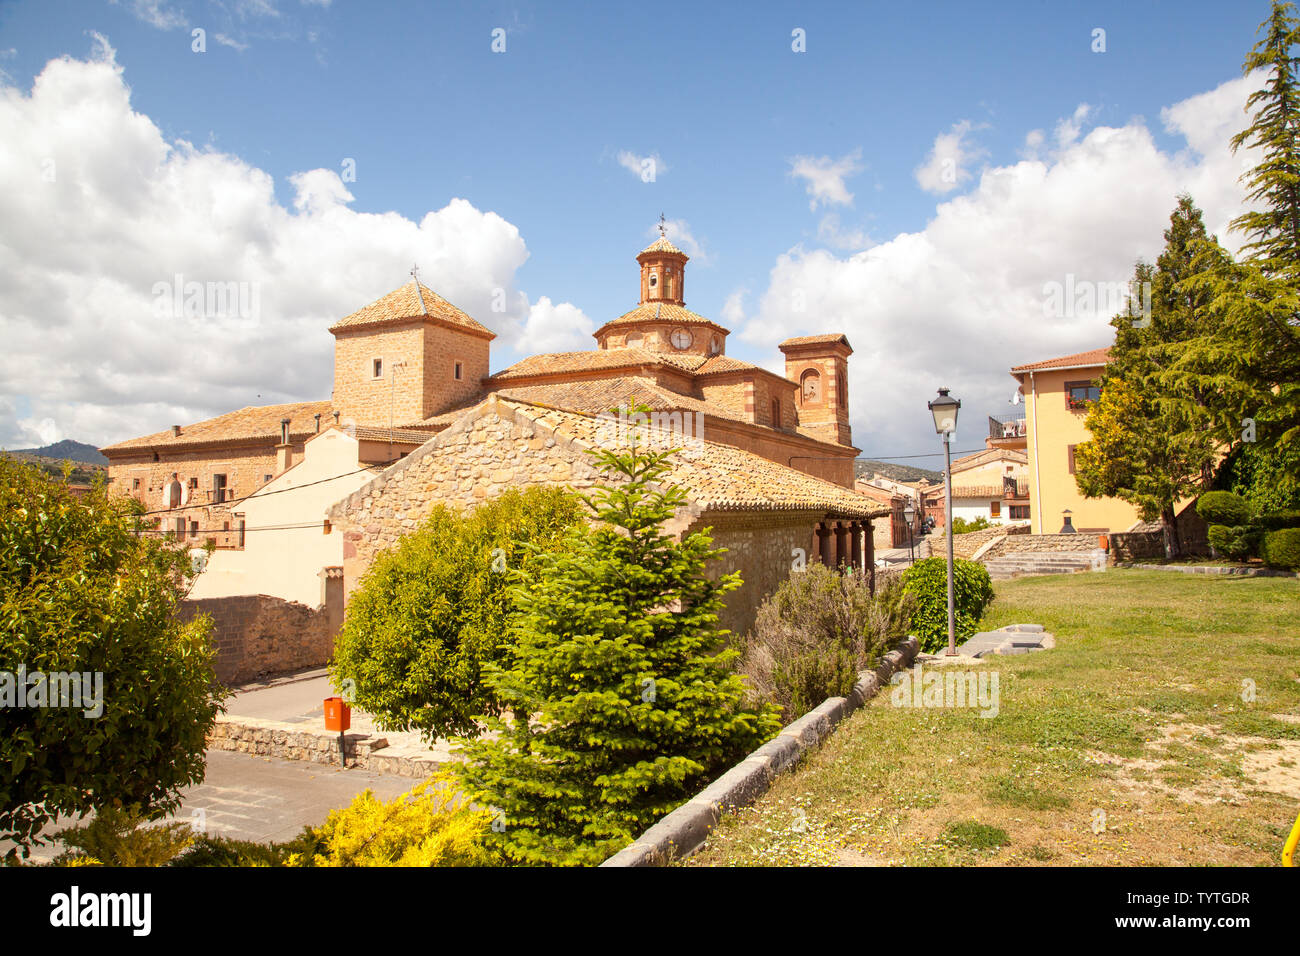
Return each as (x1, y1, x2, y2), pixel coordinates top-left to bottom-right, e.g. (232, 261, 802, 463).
(1030, 370, 1043, 534)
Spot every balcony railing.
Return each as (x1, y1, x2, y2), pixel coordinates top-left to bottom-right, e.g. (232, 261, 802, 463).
(988, 413, 1027, 440)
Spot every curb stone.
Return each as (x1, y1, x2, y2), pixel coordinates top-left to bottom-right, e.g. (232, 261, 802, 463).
(600, 634, 920, 867)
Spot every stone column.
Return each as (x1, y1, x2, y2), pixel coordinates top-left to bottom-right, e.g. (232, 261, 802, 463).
(817, 522, 833, 565)
(850, 521, 863, 570)
(834, 522, 849, 568)
(865, 519, 876, 594)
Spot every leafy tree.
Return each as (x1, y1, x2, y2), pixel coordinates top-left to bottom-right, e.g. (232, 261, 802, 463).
(331, 486, 584, 742)
(0, 458, 224, 857)
(454, 407, 781, 866)
(1075, 198, 1220, 557)
(1166, 2, 1300, 490)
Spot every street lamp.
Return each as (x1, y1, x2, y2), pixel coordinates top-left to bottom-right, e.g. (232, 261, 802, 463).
(928, 387, 961, 656)
(903, 500, 916, 563)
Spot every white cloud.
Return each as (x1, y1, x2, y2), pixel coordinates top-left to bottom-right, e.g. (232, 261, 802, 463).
(654, 217, 710, 265)
(115, 0, 187, 31)
(0, 40, 586, 447)
(789, 149, 864, 210)
(740, 75, 1266, 459)
(615, 149, 666, 182)
(214, 33, 251, 52)
(517, 297, 594, 354)
(914, 120, 988, 194)
(816, 213, 873, 251)
(1054, 103, 1095, 149)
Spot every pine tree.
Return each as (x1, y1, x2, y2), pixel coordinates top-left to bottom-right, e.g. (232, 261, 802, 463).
(1165, 1, 1300, 489)
(454, 406, 781, 866)
(1075, 198, 1220, 558)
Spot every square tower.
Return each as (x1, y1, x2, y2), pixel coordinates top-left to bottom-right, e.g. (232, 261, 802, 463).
(780, 334, 853, 446)
(329, 281, 494, 428)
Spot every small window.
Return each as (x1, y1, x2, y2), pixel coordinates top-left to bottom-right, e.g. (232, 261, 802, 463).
(372, 358, 383, 379)
(1010, 505, 1030, 520)
(990, 500, 1001, 518)
(132, 477, 141, 490)
(649, 273, 658, 288)
(771, 398, 781, 427)
(189, 520, 198, 536)
(1065, 380, 1100, 410)
(213, 473, 227, 503)
(454, 362, 463, 381)
(1067, 444, 1077, 474)
(188, 476, 198, 490)
(264, 474, 272, 483)
(175, 517, 185, 539)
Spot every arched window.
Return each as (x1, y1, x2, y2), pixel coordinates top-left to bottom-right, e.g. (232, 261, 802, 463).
(771, 398, 781, 427)
(801, 368, 822, 405)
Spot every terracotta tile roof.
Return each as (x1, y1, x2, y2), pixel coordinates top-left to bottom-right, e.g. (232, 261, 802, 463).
(780, 333, 853, 350)
(1010, 347, 1110, 373)
(695, 355, 786, 378)
(600, 302, 725, 329)
(352, 426, 437, 445)
(102, 400, 334, 454)
(498, 398, 888, 520)
(951, 447, 1028, 472)
(639, 236, 686, 257)
(329, 282, 495, 339)
(489, 347, 703, 382)
(491, 376, 754, 427)
(948, 485, 1011, 498)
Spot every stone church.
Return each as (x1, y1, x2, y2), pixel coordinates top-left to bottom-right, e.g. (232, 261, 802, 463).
(103, 230, 886, 636)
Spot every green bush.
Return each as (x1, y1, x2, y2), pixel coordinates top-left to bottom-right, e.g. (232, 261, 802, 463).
(332, 486, 584, 742)
(739, 565, 914, 718)
(951, 517, 993, 535)
(50, 805, 195, 867)
(172, 833, 311, 867)
(1206, 524, 1260, 560)
(0, 459, 224, 858)
(1196, 490, 1252, 526)
(1261, 528, 1300, 571)
(901, 557, 995, 654)
(1249, 510, 1300, 532)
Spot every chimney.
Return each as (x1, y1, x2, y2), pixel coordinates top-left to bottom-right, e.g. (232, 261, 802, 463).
(276, 418, 293, 473)
(171, 424, 182, 437)
(314, 413, 321, 433)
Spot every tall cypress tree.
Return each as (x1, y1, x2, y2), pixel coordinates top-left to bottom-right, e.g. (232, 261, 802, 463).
(1076, 198, 1220, 558)
(454, 406, 781, 866)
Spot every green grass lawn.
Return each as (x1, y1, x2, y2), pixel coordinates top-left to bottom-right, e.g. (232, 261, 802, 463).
(687, 569, 1300, 867)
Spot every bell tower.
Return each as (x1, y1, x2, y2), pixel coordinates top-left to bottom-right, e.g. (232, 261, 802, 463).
(637, 214, 688, 306)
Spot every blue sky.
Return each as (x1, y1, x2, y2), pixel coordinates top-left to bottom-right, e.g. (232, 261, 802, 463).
(0, 0, 1280, 459)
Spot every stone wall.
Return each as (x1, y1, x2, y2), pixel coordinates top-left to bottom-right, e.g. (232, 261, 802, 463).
(178, 594, 334, 686)
(981, 530, 1101, 558)
(1108, 532, 1166, 562)
(951, 522, 1029, 560)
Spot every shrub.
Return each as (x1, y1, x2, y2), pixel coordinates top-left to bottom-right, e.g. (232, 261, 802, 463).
(1206, 524, 1260, 560)
(951, 517, 992, 535)
(172, 834, 310, 867)
(1262, 528, 1300, 571)
(332, 486, 584, 742)
(738, 565, 914, 717)
(455, 404, 782, 866)
(1249, 510, 1300, 532)
(901, 557, 995, 654)
(50, 805, 195, 867)
(0, 459, 224, 858)
(1196, 490, 1252, 526)
(288, 775, 495, 867)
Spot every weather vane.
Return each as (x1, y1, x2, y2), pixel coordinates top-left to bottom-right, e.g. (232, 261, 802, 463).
(658, 212, 666, 238)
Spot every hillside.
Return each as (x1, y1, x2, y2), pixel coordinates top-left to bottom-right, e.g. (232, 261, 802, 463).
(854, 459, 942, 484)
(6, 439, 107, 464)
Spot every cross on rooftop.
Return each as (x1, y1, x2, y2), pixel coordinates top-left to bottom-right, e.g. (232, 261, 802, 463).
(658, 212, 666, 238)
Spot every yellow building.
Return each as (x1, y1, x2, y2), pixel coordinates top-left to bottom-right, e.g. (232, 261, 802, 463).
(1008, 348, 1142, 535)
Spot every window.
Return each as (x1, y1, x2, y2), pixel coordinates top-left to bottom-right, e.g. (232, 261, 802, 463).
(132, 477, 140, 490)
(454, 362, 463, 381)
(188, 520, 198, 537)
(648, 273, 658, 288)
(372, 357, 383, 379)
(990, 500, 1001, 518)
(771, 398, 781, 427)
(188, 476, 198, 490)
(175, 517, 185, 539)
(801, 368, 822, 405)
(238, 519, 246, 549)
(1010, 505, 1030, 520)
(1067, 444, 1077, 474)
(264, 474, 272, 483)
(212, 473, 227, 503)
(1065, 380, 1100, 410)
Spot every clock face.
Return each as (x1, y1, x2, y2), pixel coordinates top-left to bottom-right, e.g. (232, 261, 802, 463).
(671, 328, 693, 350)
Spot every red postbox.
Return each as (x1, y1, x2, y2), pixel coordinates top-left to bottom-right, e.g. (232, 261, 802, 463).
(323, 696, 351, 732)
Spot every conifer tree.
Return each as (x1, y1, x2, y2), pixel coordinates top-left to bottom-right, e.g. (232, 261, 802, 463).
(1075, 198, 1220, 558)
(454, 405, 781, 866)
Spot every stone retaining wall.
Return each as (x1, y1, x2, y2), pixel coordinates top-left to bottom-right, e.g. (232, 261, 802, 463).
(951, 522, 1029, 560)
(982, 532, 1104, 558)
(178, 594, 333, 686)
(207, 715, 447, 778)
(601, 635, 920, 867)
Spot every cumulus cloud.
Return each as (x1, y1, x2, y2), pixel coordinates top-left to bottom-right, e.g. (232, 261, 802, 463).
(517, 297, 595, 354)
(0, 39, 586, 448)
(740, 74, 1266, 459)
(654, 217, 710, 265)
(115, 0, 187, 31)
(789, 149, 864, 210)
(914, 119, 988, 194)
(816, 213, 873, 251)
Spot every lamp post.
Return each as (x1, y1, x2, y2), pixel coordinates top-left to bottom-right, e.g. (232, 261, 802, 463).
(928, 387, 961, 656)
(903, 500, 916, 564)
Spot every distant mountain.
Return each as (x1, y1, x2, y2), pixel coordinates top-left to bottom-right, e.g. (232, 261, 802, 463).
(855, 459, 942, 484)
(6, 439, 108, 464)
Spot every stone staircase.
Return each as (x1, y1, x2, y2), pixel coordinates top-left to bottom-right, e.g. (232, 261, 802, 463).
(980, 549, 1107, 581)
